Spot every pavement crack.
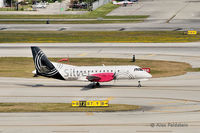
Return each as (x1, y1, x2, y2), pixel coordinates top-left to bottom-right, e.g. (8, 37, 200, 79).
(119, 28, 126, 31)
(58, 27, 67, 31)
(0, 28, 7, 31)
(166, 3, 190, 23)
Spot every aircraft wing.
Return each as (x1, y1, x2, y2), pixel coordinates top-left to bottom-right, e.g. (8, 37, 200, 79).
(86, 73, 115, 82)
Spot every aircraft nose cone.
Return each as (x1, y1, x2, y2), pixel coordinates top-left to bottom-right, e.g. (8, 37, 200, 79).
(146, 73, 152, 78)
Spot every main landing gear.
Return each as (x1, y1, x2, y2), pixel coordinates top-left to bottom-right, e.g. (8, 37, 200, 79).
(138, 81, 142, 87)
(92, 82, 100, 88)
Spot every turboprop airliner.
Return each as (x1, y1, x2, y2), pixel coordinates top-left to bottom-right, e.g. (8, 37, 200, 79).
(31, 46, 152, 88)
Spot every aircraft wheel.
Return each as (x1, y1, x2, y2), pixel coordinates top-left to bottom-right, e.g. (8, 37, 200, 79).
(96, 82, 100, 87)
(91, 82, 96, 88)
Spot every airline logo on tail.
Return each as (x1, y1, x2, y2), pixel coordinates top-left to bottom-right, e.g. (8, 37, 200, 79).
(34, 49, 58, 76)
(31, 46, 64, 80)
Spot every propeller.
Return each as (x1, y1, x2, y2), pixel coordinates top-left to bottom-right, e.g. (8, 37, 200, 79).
(113, 72, 117, 85)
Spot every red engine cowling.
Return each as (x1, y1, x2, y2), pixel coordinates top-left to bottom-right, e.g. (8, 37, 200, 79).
(88, 73, 115, 82)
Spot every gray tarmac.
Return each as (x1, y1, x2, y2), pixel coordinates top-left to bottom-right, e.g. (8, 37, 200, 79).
(0, 73, 200, 133)
(0, 43, 200, 132)
(108, 0, 200, 22)
(1, 22, 200, 31)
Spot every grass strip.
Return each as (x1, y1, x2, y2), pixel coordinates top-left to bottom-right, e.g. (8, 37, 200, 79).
(187, 67, 200, 72)
(0, 103, 140, 112)
(0, 31, 200, 43)
(0, 57, 193, 78)
(0, 7, 16, 11)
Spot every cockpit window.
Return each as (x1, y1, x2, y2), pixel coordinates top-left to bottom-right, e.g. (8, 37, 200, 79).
(134, 68, 143, 71)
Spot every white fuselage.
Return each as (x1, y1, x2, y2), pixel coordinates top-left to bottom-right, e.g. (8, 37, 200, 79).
(52, 62, 152, 82)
